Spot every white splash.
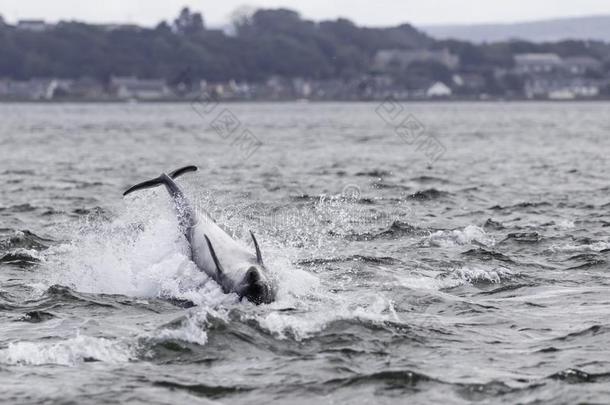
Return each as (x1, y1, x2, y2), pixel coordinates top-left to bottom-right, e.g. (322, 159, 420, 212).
(550, 241, 609, 253)
(258, 293, 399, 341)
(44, 188, 319, 306)
(555, 219, 576, 230)
(427, 225, 495, 248)
(44, 194, 206, 299)
(452, 265, 514, 284)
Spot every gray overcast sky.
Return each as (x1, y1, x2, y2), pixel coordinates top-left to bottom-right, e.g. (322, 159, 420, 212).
(1, 0, 610, 27)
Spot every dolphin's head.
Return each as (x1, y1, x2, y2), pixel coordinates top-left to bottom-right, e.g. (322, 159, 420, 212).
(236, 265, 276, 305)
(203, 231, 277, 305)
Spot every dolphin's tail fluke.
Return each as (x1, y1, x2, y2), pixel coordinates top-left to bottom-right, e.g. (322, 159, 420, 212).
(168, 165, 198, 179)
(123, 165, 198, 196)
(123, 175, 165, 196)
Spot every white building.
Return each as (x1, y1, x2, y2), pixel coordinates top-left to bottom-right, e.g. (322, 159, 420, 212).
(0, 79, 59, 100)
(427, 82, 452, 98)
(514, 53, 562, 74)
(17, 20, 49, 32)
(374, 48, 460, 71)
(95, 24, 141, 32)
(110, 77, 170, 100)
(562, 56, 603, 75)
(524, 77, 600, 99)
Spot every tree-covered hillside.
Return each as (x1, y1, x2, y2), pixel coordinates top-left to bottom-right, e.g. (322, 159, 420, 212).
(0, 8, 432, 83)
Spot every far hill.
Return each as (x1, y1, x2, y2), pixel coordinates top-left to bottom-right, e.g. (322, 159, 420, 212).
(421, 15, 610, 43)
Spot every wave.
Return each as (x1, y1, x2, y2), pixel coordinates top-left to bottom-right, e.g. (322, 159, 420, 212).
(552, 325, 607, 342)
(0, 250, 41, 266)
(0, 285, 125, 314)
(0, 229, 48, 267)
(355, 169, 391, 177)
(39, 285, 120, 309)
(564, 253, 606, 270)
(71, 206, 109, 217)
(257, 295, 402, 341)
(371, 181, 411, 191)
(0, 203, 37, 213)
(324, 369, 431, 388)
(410, 175, 450, 184)
(550, 241, 610, 253)
(143, 310, 218, 348)
(449, 265, 515, 285)
(375, 221, 428, 238)
(548, 368, 610, 384)
(490, 201, 552, 211)
(16, 310, 56, 323)
(453, 380, 517, 401)
(0, 169, 36, 176)
(500, 232, 543, 244)
(152, 380, 251, 398)
(461, 248, 515, 264)
(289, 193, 376, 205)
(408, 188, 450, 201)
(0, 229, 52, 251)
(339, 221, 429, 242)
(483, 218, 505, 230)
(298, 255, 399, 266)
(477, 283, 533, 295)
(0, 335, 134, 366)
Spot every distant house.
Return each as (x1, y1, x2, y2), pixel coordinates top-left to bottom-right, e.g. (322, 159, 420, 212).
(0, 79, 58, 100)
(292, 78, 312, 99)
(95, 24, 141, 32)
(514, 53, 562, 74)
(547, 89, 575, 100)
(548, 85, 599, 99)
(374, 48, 460, 71)
(524, 77, 600, 99)
(17, 20, 49, 32)
(110, 77, 170, 100)
(562, 56, 602, 75)
(199, 80, 226, 98)
(427, 82, 452, 98)
(264, 76, 293, 99)
(453, 73, 487, 92)
(63, 78, 105, 99)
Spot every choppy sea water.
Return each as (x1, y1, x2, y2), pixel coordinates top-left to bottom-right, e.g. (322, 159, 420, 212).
(0, 102, 609, 404)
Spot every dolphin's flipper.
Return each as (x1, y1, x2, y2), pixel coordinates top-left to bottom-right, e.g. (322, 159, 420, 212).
(249, 231, 263, 265)
(204, 235, 227, 288)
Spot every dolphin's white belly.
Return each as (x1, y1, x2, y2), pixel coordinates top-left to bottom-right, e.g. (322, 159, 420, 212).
(189, 213, 255, 286)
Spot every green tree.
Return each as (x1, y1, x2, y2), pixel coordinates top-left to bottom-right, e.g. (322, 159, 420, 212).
(173, 7, 205, 36)
(400, 61, 453, 89)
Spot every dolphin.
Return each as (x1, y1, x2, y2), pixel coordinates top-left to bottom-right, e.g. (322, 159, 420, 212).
(123, 165, 276, 304)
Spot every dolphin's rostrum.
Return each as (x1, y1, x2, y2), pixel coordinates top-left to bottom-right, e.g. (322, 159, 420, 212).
(123, 165, 276, 304)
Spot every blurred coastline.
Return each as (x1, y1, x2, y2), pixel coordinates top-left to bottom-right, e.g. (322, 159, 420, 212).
(2, 8, 610, 102)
